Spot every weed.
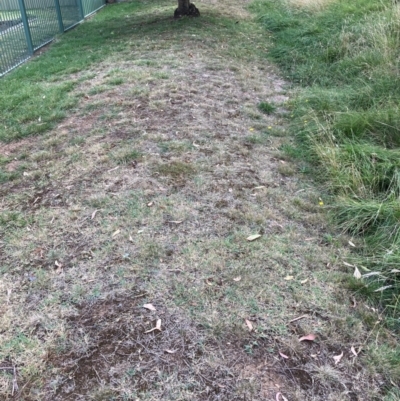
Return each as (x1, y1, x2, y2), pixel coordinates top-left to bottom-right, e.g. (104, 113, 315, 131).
(257, 101, 276, 114)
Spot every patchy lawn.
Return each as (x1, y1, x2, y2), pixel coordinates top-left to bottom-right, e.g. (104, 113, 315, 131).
(0, 0, 396, 400)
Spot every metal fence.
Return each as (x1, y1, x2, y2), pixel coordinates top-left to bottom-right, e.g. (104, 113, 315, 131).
(0, 0, 106, 77)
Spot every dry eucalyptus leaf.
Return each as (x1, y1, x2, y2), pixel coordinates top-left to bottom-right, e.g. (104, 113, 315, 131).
(299, 334, 316, 342)
(300, 278, 309, 284)
(112, 229, 121, 238)
(353, 266, 362, 279)
(143, 303, 156, 312)
(233, 276, 242, 282)
(145, 319, 162, 333)
(165, 349, 178, 354)
(374, 285, 393, 292)
(279, 351, 289, 359)
(276, 392, 288, 401)
(91, 210, 99, 220)
(245, 319, 253, 331)
(247, 234, 261, 242)
(343, 261, 353, 267)
(284, 275, 294, 281)
(129, 235, 134, 242)
(333, 351, 344, 365)
(348, 240, 356, 247)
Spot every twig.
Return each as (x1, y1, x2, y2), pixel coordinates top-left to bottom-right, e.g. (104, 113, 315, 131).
(289, 315, 308, 323)
(11, 365, 18, 396)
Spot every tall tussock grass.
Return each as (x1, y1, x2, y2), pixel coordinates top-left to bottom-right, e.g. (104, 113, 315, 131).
(252, 0, 400, 326)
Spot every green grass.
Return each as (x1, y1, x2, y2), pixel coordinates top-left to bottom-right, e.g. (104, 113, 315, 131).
(251, 0, 400, 325)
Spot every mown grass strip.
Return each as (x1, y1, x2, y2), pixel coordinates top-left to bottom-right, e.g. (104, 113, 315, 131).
(251, 0, 400, 327)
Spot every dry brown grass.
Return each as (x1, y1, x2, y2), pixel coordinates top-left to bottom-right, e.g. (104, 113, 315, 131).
(0, 0, 390, 400)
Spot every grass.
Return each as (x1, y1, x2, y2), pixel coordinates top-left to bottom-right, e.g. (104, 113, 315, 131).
(252, 0, 400, 327)
(0, 0, 398, 399)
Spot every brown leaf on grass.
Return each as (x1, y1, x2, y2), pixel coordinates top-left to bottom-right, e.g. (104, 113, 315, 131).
(145, 319, 162, 333)
(279, 351, 289, 359)
(333, 351, 343, 365)
(247, 234, 261, 241)
(299, 334, 316, 342)
(245, 319, 253, 331)
(143, 303, 156, 311)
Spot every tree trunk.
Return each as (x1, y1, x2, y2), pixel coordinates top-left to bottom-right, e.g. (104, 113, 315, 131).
(174, 0, 200, 18)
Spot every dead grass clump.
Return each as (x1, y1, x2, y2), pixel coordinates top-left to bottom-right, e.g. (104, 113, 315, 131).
(153, 161, 196, 181)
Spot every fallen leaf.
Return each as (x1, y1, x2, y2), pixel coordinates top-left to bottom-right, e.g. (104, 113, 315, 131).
(247, 234, 261, 242)
(129, 235, 134, 242)
(145, 319, 162, 333)
(350, 346, 358, 357)
(279, 351, 289, 359)
(147, 202, 153, 207)
(284, 275, 294, 281)
(164, 349, 178, 354)
(143, 303, 156, 311)
(343, 261, 353, 267)
(91, 210, 99, 220)
(276, 392, 288, 401)
(253, 186, 266, 190)
(390, 269, 400, 273)
(168, 220, 183, 224)
(348, 240, 356, 247)
(299, 334, 316, 342)
(245, 319, 253, 331)
(374, 285, 393, 292)
(333, 351, 343, 365)
(353, 266, 362, 279)
(112, 229, 121, 238)
(54, 260, 62, 268)
(300, 278, 309, 284)
(233, 276, 242, 282)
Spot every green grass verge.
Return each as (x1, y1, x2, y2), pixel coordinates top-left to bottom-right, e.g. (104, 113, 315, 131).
(251, 0, 400, 326)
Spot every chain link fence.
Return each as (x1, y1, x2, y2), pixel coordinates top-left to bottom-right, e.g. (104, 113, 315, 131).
(0, 0, 106, 77)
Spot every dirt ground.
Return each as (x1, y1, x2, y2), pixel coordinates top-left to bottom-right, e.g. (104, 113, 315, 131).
(0, 0, 391, 400)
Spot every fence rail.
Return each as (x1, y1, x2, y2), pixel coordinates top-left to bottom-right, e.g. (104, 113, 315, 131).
(0, 0, 105, 77)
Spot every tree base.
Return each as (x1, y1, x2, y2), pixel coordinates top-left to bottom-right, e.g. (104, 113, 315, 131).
(174, 3, 200, 18)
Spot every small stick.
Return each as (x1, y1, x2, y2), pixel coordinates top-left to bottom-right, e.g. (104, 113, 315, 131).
(12, 365, 18, 396)
(289, 315, 308, 323)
